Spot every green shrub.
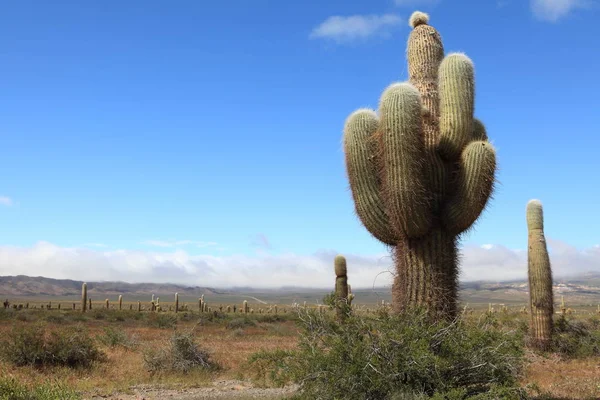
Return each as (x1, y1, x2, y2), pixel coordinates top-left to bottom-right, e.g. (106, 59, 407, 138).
(226, 317, 256, 330)
(146, 313, 178, 329)
(0, 377, 80, 400)
(248, 308, 526, 399)
(98, 327, 139, 350)
(322, 291, 336, 308)
(551, 315, 600, 358)
(143, 331, 218, 374)
(1, 324, 105, 368)
(91, 309, 107, 320)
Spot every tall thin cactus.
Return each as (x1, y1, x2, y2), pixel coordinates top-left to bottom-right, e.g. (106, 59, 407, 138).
(334, 255, 350, 320)
(81, 283, 87, 313)
(527, 199, 554, 349)
(118, 295, 123, 310)
(175, 293, 179, 313)
(342, 11, 496, 318)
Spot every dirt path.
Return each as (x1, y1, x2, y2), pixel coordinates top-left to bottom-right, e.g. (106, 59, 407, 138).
(88, 380, 298, 400)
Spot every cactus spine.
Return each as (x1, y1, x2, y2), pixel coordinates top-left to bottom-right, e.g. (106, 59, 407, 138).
(81, 283, 87, 313)
(342, 11, 496, 318)
(118, 295, 123, 310)
(175, 293, 179, 313)
(527, 199, 554, 349)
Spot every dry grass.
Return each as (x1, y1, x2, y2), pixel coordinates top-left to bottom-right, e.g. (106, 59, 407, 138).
(1, 308, 599, 399)
(0, 311, 299, 397)
(523, 351, 600, 399)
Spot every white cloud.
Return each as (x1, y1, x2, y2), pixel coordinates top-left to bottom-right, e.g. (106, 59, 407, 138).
(0, 239, 598, 288)
(0, 196, 13, 206)
(531, 0, 589, 21)
(310, 14, 402, 43)
(142, 239, 218, 248)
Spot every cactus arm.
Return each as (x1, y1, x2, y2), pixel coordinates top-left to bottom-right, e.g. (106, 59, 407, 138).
(438, 53, 475, 160)
(441, 140, 496, 235)
(472, 118, 488, 141)
(344, 109, 397, 245)
(379, 83, 433, 238)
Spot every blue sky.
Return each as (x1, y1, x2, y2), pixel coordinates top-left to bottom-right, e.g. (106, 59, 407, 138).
(0, 0, 598, 286)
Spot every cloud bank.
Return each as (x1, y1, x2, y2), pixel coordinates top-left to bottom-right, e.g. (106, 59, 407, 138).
(310, 14, 402, 43)
(0, 240, 598, 288)
(531, 0, 589, 21)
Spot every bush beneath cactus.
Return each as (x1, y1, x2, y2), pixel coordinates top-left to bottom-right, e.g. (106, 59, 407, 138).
(247, 308, 527, 399)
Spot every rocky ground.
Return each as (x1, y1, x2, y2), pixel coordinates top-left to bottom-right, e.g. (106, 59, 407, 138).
(89, 380, 298, 400)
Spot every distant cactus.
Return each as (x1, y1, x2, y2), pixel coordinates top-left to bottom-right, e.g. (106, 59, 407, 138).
(118, 295, 123, 310)
(527, 199, 554, 350)
(105, 299, 110, 309)
(175, 293, 179, 313)
(81, 283, 87, 313)
(342, 11, 496, 318)
(334, 255, 350, 320)
(227, 305, 231, 313)
(138, 301, 141, 312)
(243, 300, 249, 314)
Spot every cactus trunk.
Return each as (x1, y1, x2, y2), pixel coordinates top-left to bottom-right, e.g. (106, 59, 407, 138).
(118, 295, 123, 310)
(175, 293, 179, 313)
(81, 283, 87, 313)
(527, 200, 554, 350)
(392, 229, 458, 315)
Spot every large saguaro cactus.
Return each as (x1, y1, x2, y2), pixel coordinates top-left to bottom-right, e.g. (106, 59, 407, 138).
(527, 199, 554, 349)
(343, 11, 496, 318)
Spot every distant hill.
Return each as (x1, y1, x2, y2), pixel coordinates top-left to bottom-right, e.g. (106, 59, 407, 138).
(0, 275, 225, 297)
(1, 273, 600, 305)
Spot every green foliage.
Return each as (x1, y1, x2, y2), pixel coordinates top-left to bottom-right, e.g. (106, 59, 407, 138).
(248, 308, 525, 399)
(0, 377, 80, 400)
(550, 315, 600, 358)
(143, 331, 219, 374)
(246, 349, 297, 388)
(146, 313, 178, 329)
(322, 291, 336, 308)
(226, 317, 257, 330)
(97, 327, 139, 350)
(0, 324, 105, 368)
